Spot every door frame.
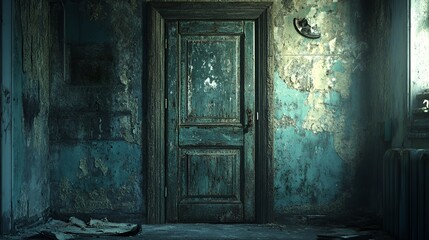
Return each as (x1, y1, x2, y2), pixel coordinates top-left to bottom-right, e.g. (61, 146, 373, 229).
(146, 2, 273, 224)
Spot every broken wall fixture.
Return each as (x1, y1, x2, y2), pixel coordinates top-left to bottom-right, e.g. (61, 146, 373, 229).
(293, 18, 321, 39)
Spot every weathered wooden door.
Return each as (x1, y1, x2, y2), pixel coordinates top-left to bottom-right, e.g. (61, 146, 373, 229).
(166, 20, 255, 222)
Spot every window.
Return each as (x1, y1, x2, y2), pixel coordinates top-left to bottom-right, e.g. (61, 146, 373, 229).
(409, 0, 429, 136)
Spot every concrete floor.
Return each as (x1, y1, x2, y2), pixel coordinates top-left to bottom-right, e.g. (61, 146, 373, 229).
(5, 223, 393, 240)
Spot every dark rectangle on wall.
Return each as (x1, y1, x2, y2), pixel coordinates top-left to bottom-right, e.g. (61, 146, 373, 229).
(69, 43, 113, 86)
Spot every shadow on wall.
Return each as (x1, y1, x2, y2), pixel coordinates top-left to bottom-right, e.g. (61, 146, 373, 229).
(48, 0, 144, 220)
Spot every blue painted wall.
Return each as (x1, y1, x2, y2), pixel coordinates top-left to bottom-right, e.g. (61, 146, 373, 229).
(274, 75, 346, 213)
(47, 0, 401, 221)
(272, 0, 410, 219)
(271, 0, 373, 218)
(49, 0, 144, 219)
(6, 0, 412, 227)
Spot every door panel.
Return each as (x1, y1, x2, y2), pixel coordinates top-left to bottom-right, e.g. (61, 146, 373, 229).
(180, 149, 240, 200)
(179, 127, 243, 146)
(166, 20, 255, 222)
(181, 34, 241, 125)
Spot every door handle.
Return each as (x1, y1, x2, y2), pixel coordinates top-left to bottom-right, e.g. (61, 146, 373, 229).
(245, 108, 253, 132)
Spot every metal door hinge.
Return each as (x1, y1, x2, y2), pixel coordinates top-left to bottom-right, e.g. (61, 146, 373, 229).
(164, 98, 168, 109)
(164, 186, 168, 198)
(165, 39, 168, 49)
(256, 112, 259, 121)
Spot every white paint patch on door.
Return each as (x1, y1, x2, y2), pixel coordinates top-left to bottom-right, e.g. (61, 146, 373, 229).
(204, 77, 218, 92)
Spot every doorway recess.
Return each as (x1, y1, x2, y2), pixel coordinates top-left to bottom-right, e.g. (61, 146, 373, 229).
(146, 2, 273, 224)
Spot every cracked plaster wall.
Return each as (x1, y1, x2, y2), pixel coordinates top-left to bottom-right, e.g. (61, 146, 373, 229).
(272, 0, 371, 217)
(44, 0, 406, 221)
(49, 0, 144, 218)
(147, 0, 374, 219)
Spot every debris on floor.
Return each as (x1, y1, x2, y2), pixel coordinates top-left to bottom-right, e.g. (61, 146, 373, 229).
(317, 233, 374, 239)
(26, 217, 140, 240)
(3, 223, 392, 240)
(317, 231, 374, 240)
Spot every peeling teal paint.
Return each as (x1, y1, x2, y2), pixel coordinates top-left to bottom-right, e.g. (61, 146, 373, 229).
(4, 0, 411, 227)
(274, 129, 344, 206)
(324, 91, 341, 106)
(274, 72, 309, 125)
(271, 0, 373, 218)
(50, 142, 143, 213)
(332, 61, 345, 74)
(273, 72, 346, 214)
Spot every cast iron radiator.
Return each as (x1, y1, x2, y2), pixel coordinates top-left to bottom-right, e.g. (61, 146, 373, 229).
(383, 149, 429, 240)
